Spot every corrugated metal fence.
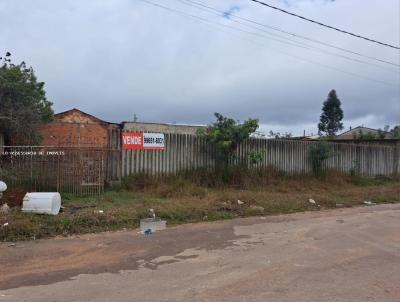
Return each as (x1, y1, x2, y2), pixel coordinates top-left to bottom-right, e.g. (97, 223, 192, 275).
(1, 135, 398, 197)
(121, 134, 400, 177)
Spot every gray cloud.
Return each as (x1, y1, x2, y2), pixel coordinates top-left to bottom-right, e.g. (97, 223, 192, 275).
(0, 0, 399, 135)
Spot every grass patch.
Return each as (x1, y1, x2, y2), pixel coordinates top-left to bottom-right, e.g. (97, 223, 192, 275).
(1, 169, 399, 241)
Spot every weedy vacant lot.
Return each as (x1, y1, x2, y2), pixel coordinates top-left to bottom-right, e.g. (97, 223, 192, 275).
(1, 170, 399, 241)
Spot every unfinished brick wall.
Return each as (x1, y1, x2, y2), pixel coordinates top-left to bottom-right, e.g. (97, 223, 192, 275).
(39, 109, 117, 147)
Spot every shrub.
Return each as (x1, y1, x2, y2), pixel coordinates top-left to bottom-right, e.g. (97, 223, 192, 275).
(350, 159, 361, 177)
(309, 141, 333, 176)
(197, 112, 259, 165)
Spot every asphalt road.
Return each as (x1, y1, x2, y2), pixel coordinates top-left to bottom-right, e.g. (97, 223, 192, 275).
(1, 204, 400, 302)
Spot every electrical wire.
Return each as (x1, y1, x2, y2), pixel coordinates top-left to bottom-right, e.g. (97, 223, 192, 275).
(176, 0, 398, 73)
(179, 0, 399, 68)
(250, 0, 400, 50)
(139, 0, 397, 86)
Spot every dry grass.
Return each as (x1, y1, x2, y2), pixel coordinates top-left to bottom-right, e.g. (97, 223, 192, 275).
(1, 169, 399, 241)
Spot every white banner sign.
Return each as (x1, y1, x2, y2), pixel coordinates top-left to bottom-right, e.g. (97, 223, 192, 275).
(143, 133, 165, 149)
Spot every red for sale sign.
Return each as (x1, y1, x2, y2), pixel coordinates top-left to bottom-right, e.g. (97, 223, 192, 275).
(122, 132, 143, 149)
(122, 132, 165, 150)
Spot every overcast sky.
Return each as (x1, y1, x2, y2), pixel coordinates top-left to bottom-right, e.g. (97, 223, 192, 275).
(1, 0, 399, 135)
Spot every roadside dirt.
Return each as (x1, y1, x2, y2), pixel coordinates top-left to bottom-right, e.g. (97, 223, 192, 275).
(1, 204, 400, 302)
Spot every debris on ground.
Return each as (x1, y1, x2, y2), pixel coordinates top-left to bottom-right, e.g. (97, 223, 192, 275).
(7, 243, 16, 247)
(143, 228, 152, 236)
(237, 200, 244, 205)
(308, 199, 321, 208)
(0, 203, 10, 215)
(140, 210, 167, 234)
(363, 201, 377, 206)
(97, 210, 104, 214)
(2, 222, 9, 227)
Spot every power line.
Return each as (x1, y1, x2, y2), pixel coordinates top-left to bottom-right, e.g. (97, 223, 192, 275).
(250, 0, 400, 50)
(176, 0, 318, 48)
(138, 0, 267, 45)
(141, 0, 397, 85)
(176, 0, 398, 72)
(139, 0, 397, 86)
(180, 0, 399, 67)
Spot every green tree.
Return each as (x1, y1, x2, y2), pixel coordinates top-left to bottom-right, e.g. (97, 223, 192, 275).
(0, 53, 53, 144)
(197, 113, 259, 164)
(318, 90, 344, 137)
(390, 126, 400, 139)
(309, 141, 333, 175)
(268, 130, 292, 139)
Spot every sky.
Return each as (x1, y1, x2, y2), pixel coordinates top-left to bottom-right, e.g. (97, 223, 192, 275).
(0, 0, 399, 136)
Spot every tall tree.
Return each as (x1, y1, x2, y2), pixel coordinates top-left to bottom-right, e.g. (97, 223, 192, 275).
(0, 53, 53, 144)
(318, 89, 344, 137)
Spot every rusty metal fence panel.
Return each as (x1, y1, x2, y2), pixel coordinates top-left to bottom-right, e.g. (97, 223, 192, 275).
(0, 146, 109, 197)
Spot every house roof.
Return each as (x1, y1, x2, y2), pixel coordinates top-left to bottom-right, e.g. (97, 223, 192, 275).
(336, 126, 390, 137)
(335, 126, 393, 141)
(55, 108, 119, 126)
(121, 121, 204, 128)
(283, 135, 320, 141)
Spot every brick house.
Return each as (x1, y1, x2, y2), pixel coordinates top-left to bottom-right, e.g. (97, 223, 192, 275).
(39, 108, 120, 148)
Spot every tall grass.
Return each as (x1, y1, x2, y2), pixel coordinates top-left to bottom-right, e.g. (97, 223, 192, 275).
(2, 167, 399, 242)
(121, 165, 281, 193)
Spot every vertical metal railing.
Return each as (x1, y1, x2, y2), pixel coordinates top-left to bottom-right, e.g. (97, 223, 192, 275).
(0, 146, 114, 196)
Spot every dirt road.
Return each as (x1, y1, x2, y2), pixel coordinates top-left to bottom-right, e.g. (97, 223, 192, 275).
(1, 204, 400, 301)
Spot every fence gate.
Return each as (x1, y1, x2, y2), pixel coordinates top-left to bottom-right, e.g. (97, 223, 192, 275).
(0, 147, 106, 204)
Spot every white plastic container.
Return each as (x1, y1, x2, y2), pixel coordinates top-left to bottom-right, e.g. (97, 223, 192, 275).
(0, 181, 6, 200)
(0, 181, 7, 193)
(22, 192, 62, 215)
